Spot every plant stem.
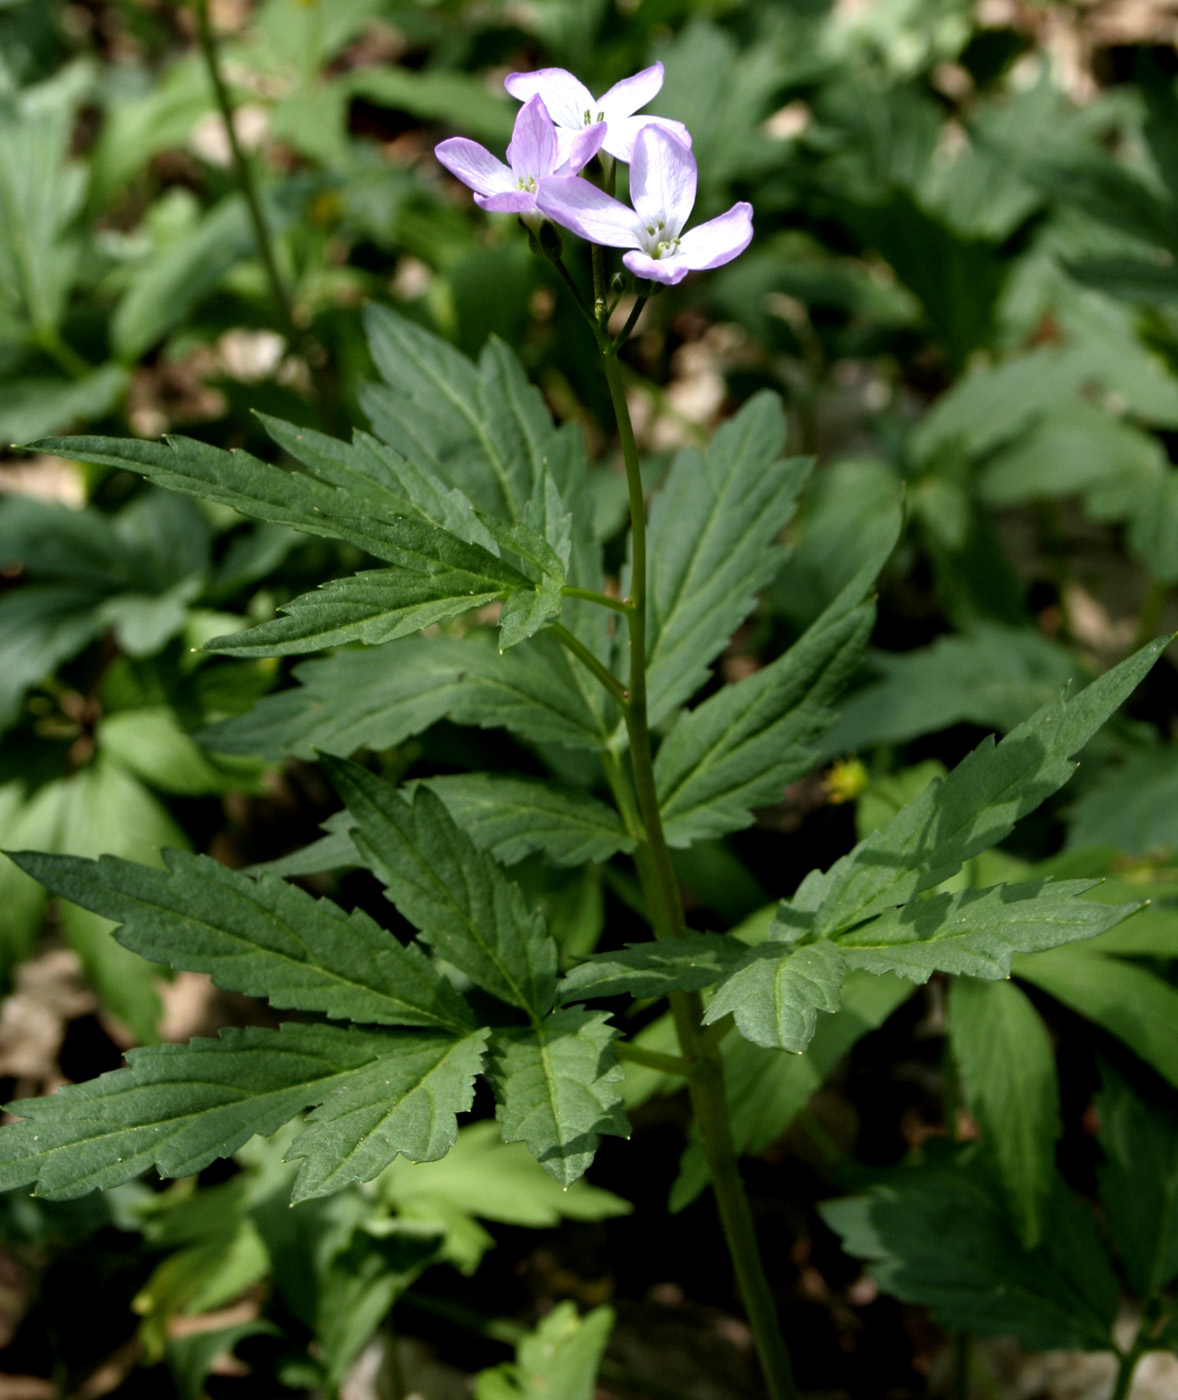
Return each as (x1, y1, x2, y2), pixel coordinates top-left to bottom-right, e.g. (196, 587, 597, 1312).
(193, 0, 298, 343)
(1110, 1337, 1147, 1400)
(615, 1042, 690, 1077)
(596, 334, 801, 1400)
(551, 622, 629, 705)
(562, 584, 633, 615)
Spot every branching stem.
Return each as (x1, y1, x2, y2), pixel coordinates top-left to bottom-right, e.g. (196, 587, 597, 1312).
(550, 622, 629, 706)
(562, 584, 633, 614)
(614, 1043, 690, 1077)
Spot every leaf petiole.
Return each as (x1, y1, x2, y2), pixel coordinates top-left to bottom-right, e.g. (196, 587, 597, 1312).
(561, 585, 633, 614)
(550, 622, 629, 706)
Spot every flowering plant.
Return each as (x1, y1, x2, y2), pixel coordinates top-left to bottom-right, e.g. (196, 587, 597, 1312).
(0, 53, 1171, 1400)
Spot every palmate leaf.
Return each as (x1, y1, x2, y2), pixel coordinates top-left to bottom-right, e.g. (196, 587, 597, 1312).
(713, 880, 1141, 1052)
(488, 1009, 628, 1187)
(421, 774, 634, 867)
(0, 1022, 485, 1201)
(947, 978, 1061, 1249)
(204, 631, 611, 760)
(641, 394, 809, 726)
(323, 756, 557, 1018)
(783, 635, 1172, 942)
(655, 520, 896, 847)
(7, 848, 475, 1035)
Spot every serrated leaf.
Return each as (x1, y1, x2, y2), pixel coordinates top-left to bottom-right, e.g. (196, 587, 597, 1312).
(488, 1009, 628, 1186)
(833, 879, 1140, 982)
(821, 1154, 1120, 1352)
(1014, 948, 1178, 1088)
(422, 773, 633, 867)
(703, 939, 845, 1052)
(202, 631, 610, 760)
(286, 1029, 489, 1201)
(947, 978, 1061, 1248)
(7, 848, 475, 1034)
(1095, 1061, 1178, 1298)
(642, 395, 808, 725)
(208, 537, 529, 656)
(323, 756, 557, 1018)
(656, 529, 894, 847)
(785, 636, 1172, 940)
(0, 1022, 413, 1199)
(558, 932, 742, 1003)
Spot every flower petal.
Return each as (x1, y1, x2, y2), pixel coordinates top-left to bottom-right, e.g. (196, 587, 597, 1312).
(673, 202, 754, 271)
(598, 62, 664, 120)
(435, 138, 514, 197)
(506, 94, 557, 178)
(622, 249, 690, 286)
(603, 114, 692, 162)
(476, 191, 539, 214)
(504, 68, 594, 130)
(629, 125, 697, 235)
(558, 121, 609, 176)
(536, 177, 644, 250)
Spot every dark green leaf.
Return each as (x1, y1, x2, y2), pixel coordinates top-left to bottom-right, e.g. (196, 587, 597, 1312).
(286, 1029, 489, 1200)
(821, 1154, 1119, 1351)
(558, 932, 742, 1003)
(488, 1009, 628, 1186)
(642, 395, 807, 725)
(783, 637, 1171, 940)
(1015, 949, 1178, 1089)
(702, 939, 845, 1052)
(0, 1022, 424, 1199)
(1095, 1061, 1178, 1298)
(323, 756, 557, 1018)
(422, 773, 633, 867)
(948, 978, 1061, 1248)
(202, 632, 610, 760)
(8, 847, 476, 1034)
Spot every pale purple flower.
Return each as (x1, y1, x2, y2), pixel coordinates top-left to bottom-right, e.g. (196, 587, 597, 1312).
(434, 94, 606, 230)
(537, 125, 753, 286)
(504, 62, 691, 164)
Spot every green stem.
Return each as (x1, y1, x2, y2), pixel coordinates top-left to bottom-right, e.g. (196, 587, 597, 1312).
(1111, 1337, 1147, 1400)
(611, 295, 648, 353)
(615, 1042, 690, 1077)
(37, 326, 92, 380)
(551, 622, 629, 705)
(597, 335, 801, 1400)
(562, 584, 633, 615)
(193, 0, 298, 342)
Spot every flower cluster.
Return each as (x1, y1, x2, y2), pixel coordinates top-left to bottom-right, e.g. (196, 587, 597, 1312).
(434, 63, 752, 287)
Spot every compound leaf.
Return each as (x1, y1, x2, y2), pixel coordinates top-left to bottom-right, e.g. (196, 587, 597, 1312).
(7, 848, 475, 1035)
(643, 395, 808, 725)
(422, 773, 633, 867)
(286, 1029, 489, 1201)
(488, 1009, 628, 1186)
(784, 636, 1171, 940)
(0, 1022, 432, 1200)
(558, 932, 742, 1003)
(702, 939, 845, 1052)
(323, 756, 557, 1018)
(203, 631, 609, 760)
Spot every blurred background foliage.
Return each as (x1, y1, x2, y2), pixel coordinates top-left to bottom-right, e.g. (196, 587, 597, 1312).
(1, 0, 1178, 1396)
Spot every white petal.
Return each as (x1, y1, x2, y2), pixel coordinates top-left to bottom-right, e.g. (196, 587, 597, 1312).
(504, 68, 594, 130)
(629, 125, 697, 235)
(477, 191, 539, 214)
(603, 114, 692, 162)
(598, 62, 664, 120)
(558, 122, 608, 176)
(536, 177, 644, 250)
(622, 249, 689, 286)
(506, 94, 557, 178)
(673, 202, 754, 271)
(435, 138, 514, 197)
